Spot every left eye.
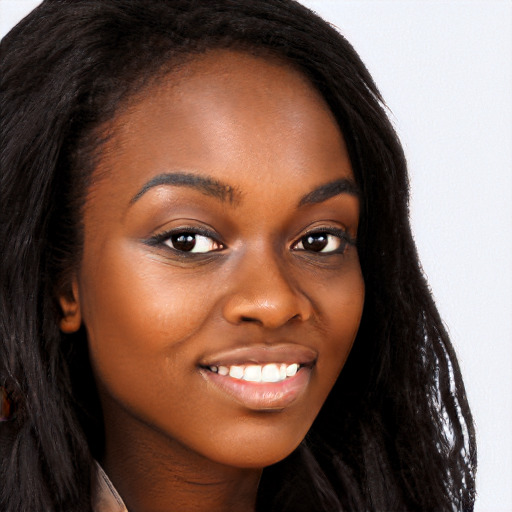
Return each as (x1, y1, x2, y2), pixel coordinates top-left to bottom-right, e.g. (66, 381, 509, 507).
(164, 233, 222, 253)
(293, 232, 346, 254)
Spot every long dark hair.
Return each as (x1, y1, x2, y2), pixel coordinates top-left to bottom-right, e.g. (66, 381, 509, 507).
(0, 1, 476, 510)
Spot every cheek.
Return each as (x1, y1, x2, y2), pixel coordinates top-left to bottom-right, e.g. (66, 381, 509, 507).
(327, 270, 364, 345)
(312, 262, 365, 383)
(77, 243, 216, 391)
(81, 242, 211, 334)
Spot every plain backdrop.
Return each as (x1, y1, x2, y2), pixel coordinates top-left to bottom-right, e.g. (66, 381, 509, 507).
(1, 1, 511, 510)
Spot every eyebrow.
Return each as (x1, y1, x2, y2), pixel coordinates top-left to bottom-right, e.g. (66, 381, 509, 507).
(130, 172, 240, 205)
(130, 172, 358, 208)
(298, 178, 360, 206)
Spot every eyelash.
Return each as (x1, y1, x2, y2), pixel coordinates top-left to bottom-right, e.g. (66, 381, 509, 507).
(146, 226, 355, 256)
(292, 227, 354, 255)
(145, 227, 224, 256)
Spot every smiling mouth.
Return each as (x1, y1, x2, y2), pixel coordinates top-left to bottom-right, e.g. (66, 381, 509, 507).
(200, 364, 312, 411)
(205, 362, 302, 383)
(198, 344, 317, 410)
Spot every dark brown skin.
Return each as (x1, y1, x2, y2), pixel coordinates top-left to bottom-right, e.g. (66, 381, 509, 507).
(60, 50, 365, 512)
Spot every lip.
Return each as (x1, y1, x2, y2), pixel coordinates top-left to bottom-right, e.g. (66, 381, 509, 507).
(198, 343, 317, 411)
(199, 343, 317, 367)
(200, 365, 313, 411)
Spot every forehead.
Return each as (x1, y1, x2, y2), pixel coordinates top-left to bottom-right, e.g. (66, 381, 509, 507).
(88, 49, 352, 211)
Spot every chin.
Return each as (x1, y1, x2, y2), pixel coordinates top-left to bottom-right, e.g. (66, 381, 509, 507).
(203, 423, 308, 469)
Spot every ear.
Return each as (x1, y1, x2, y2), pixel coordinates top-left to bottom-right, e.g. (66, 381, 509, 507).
(59, 279, 82, 333)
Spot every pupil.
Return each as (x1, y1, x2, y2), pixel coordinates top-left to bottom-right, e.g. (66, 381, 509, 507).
(303, 233, 328, 252)
(172, 233, 196, 251)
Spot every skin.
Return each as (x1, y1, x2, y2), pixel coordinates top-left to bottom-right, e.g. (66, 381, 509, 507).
(60, 50, 365, 512)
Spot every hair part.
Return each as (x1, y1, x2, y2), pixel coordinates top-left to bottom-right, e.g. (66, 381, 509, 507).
(1, 1, 476, 511)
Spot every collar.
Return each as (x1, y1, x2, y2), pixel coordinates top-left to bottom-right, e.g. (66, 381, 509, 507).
(92, 461, 128, 512)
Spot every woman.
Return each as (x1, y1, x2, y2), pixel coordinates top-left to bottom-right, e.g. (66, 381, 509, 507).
(0, 0, 476, 510)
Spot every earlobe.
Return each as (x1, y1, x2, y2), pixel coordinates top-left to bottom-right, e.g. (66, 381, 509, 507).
(59, 279, 82, 333)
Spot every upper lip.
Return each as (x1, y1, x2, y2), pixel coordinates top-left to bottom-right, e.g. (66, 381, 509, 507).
(199, 343, 317, 367)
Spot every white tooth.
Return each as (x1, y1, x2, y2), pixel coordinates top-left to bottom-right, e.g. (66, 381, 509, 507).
(229, 365, 244, 379)
(243, 365, 262, 382)
(286, 363, 299, 377)
(280, 364, 287, 381)
(261, 364, 281, 382)
(218, 366, 229, 376)
(209, 366, 218, 373)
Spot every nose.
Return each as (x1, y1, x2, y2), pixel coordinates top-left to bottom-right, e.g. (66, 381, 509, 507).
(222, 250, 313, 329)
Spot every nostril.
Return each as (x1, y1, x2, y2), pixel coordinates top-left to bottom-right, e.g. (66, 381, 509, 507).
(239, 312, 302, 325)
(240, 316, 262, 324)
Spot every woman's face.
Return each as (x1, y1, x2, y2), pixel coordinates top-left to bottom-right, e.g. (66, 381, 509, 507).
(61, 50, 364, 469)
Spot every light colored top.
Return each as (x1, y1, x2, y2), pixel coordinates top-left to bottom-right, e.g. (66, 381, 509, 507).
(92, 462, 128, 512)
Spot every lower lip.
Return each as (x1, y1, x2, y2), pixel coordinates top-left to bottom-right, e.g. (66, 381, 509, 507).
(200, 367, 312, 411)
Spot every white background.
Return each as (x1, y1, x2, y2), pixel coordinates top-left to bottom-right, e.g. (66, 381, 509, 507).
(1, 1, 511, 510)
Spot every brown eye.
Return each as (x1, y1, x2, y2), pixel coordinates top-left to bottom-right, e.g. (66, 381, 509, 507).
(164, 233, 221, 253)
(303, 233, 328, 252)
(294, 232, 347, 254)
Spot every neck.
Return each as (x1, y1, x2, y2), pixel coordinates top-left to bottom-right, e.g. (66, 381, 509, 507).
(100, 408, 262, 512)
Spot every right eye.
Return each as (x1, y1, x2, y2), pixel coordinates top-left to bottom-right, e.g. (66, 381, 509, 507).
(163, 232, 223, 253)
